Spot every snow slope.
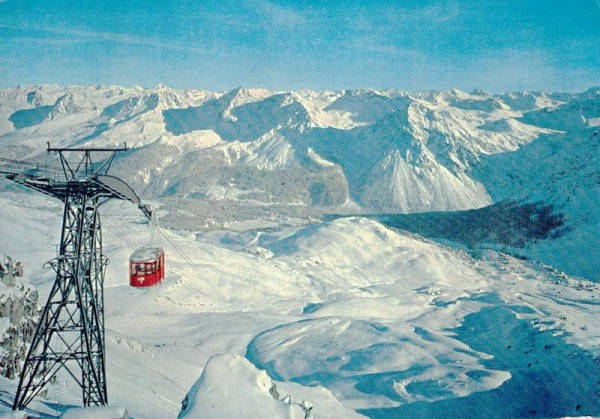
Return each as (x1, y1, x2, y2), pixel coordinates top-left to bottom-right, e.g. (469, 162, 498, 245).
(0, 195, 598, 417)
(0, 84, 598, 417)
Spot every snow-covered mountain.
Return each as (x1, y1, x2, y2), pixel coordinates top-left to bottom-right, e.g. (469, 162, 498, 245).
(0, 84, 598, 279)
(0, 84, 569, 212)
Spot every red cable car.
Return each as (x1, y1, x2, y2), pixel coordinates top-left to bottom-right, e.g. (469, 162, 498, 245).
(129, 247, 165, 287)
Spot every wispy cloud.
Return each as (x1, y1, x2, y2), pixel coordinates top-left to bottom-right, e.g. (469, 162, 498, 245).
(0, 23, 208, 54)
(251, 1, 307, 28)
(3, 36, 88, 46)
(420, 4, 462, 24)
(468, 49, 562, 92)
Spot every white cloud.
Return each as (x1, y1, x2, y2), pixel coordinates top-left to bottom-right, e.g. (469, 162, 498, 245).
(0, 23, 207, 54)
(253, 1, 307, 28)
(456, 49, 567, 92)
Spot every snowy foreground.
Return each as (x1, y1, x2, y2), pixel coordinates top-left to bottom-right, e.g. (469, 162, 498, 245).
(0, 194, 599, 418)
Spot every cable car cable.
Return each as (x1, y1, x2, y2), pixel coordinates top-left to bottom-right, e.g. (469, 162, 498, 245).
(157, 226, 228, 302)
(0, 157, 62, 171)
(104, 219, 139, 247)
(103, 218, 143, 249)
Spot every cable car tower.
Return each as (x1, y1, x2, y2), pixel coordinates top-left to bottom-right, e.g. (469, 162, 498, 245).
(2, 144, 151, 411)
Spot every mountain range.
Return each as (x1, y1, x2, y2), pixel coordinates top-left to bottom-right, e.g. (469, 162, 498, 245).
(0, 84, 598, 280)
(0, 84, 599, 417)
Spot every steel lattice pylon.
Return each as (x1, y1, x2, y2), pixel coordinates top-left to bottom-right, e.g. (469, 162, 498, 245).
(4, 144, 150, 411)
(13, 189, 108, 409)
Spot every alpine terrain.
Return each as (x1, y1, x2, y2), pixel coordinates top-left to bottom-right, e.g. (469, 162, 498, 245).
(0, 84, 598, 418)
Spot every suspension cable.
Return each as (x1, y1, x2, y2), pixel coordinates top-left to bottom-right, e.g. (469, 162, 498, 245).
(0, 157, 61, 171)
(103, 218, 142, 249)
(157, 226, 227, 302)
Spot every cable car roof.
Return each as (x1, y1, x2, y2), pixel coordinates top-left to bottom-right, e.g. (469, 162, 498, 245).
(129, 247, 163, 262)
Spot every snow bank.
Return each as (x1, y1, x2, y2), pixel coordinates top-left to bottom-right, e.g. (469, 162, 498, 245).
(178, 353, 363, 418)
(60, 406, 129, 419)
(0, 412, 29, 419)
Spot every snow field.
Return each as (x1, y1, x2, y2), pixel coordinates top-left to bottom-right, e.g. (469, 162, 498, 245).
(1, 194, 598, 417)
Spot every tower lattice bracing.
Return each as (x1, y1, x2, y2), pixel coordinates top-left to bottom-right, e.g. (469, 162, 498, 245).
(2, 145, 151, 411)
(13, 190, 108, 409)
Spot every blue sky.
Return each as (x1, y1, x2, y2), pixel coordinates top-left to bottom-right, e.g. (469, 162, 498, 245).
(0, 0, 598, 92)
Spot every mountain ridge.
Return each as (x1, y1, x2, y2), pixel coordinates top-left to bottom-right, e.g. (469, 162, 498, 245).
(0, 84, 598, 279)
